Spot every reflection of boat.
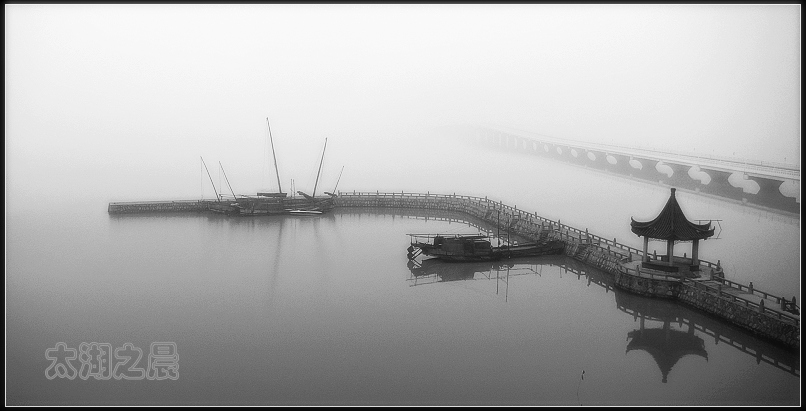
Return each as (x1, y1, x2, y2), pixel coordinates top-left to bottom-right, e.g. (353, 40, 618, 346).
(407, 233, 564, 262)
(408, 257, 514, 281)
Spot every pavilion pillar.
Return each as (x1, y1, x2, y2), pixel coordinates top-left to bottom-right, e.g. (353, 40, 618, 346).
(666, 239, 674, 265)
(642, 236, 649, 262)
(692, 239, 700, 266)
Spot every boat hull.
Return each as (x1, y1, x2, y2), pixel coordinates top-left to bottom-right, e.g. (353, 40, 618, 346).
(411, 237, 564, 262)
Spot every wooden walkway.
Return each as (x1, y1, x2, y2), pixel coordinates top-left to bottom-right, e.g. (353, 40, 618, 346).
(107, 191, 800, 348)
(337, 191, 800, 348)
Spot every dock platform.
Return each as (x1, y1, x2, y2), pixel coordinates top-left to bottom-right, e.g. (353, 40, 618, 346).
(107, 191, 799, 350)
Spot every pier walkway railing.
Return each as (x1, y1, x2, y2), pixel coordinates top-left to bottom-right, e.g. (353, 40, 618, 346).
(108, 200, 212, 213)
(106, 192, 799, 348)
(336, 190, 721, 267)
(336, 191, 799, 348)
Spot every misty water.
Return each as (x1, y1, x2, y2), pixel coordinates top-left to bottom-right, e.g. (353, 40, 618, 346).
(6, 130, 800, 405)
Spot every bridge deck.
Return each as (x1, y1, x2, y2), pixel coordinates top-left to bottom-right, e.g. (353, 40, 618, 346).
(491, 126, 800, 180)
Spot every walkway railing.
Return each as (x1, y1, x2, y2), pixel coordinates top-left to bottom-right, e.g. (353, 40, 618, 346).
(336, 191, 724, 271)
(685, 280, 799, 327)
(337, 191, 798, 326)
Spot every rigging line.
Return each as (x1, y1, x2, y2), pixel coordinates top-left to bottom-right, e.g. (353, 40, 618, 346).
(260, 124, 269, 187)
(332, 166, 345, 193)
(200, 157, 204, 200)
(219, 161, 238, 201)
(200, 156, 220, 202)
(266, 117, 283, 193)
(312, 138, 327, 198)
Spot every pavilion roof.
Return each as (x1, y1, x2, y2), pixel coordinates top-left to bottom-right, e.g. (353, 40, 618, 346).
(630, 188, 715, 241)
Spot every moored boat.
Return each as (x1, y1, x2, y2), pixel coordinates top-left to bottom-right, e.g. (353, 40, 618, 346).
(407, 234, 564, 262)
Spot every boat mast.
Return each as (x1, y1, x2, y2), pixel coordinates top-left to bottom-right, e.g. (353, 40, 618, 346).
(266, 117, 283, 194)
(200, 156, 220, 202)
(219, 161, 238, 201)
(331, 166, 344, 193)
(312, 138, 327, 198)
(497, 208, 501, 245)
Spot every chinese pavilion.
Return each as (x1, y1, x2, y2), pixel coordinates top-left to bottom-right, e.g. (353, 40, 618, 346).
(630, 188, 715, 271)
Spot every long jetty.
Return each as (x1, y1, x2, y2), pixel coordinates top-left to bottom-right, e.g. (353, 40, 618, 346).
(334, 191, 799, 350)
(108, 200, 211, 213)
(107, 191, 799, 350)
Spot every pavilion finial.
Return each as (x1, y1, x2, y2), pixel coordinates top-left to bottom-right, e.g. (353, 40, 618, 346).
(670, 187, 676, 196)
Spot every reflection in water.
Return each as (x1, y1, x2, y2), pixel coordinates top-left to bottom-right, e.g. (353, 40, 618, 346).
(613, 284, 800, 380)
(98, 207, 798, 405)
(408, 258, 518, 282)
(408, 252, 800, 383)
(626, 319, 708, 383)
(571, 262, 800, 380)
(407, 256, 554, 302)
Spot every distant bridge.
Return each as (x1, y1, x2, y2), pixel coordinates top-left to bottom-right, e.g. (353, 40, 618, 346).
(470, 126, 800, 215)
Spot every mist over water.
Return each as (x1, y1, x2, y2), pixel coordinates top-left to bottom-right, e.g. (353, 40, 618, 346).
(6, 4, 800, 406)
(6, 137, 800, 405)
(5, 5, 801, 210)
(6, 203, 801, 405)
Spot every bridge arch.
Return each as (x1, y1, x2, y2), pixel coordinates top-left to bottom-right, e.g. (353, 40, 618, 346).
(778, 180, 800, 202)
(655, 162, 674, 178)
(728, 172, 761, 195)
(687, 165, 712, 185)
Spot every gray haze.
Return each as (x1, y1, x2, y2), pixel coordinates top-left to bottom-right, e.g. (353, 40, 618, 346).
(6, 4, 801, 209)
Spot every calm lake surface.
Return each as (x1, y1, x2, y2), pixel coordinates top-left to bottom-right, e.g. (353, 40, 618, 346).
(6, 132, 800, 405)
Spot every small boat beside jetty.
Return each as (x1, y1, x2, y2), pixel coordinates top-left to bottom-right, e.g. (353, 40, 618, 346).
(406, 233, 564, 262)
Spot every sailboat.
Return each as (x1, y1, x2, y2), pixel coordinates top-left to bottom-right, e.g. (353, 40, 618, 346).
(206, 160, 243, 215)
(236, 117, 337, 216)
(229, 117, 293, 216)
(256, 117, 287, 199)
(289, 138, 337, 214)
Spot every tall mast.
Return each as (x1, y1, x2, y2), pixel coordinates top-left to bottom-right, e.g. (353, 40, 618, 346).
(200, 156, 220, 202)
(312, 138, 327, 198)
(331, 166, 344, 193)
(219, 161, 238, 200)
(266, 117, 283, 194)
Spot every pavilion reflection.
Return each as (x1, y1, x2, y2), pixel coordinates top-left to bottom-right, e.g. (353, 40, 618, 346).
(406, 255, 800, 381)
(625, 316, 708, 383)
(560, 258, 800, 380)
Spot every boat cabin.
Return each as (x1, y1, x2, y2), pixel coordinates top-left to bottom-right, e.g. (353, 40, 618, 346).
(433, 235, 494, 255)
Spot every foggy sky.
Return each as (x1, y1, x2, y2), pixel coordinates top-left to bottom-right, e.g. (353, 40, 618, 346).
(5, 4, 801, 207)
